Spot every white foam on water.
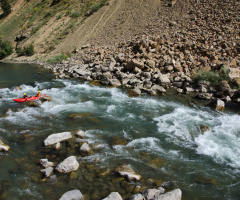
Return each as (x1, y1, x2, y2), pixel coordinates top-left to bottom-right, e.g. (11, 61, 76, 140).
(195, 114, 240, 168)
(106, 105, 116, 113)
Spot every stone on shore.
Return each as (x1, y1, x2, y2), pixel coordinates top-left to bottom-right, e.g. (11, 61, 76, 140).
(59, 189, 84, 200)
(114, 164, 141, 181)
(0, 140, 10, 152)
(56, 156, 79, 173)
(44, 132, 72, 146)
(152, 189, 182, 200)
(102, 192, 123, 200)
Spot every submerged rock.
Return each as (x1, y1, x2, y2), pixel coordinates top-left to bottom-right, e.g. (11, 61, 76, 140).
(56, 156, 79, 173)
(44, 132, 72, 146)
(129, 193, 145, 200)
(102, 192, 123, 200)
(114, 164, 141, 181)
(0, 140, 10, 152)
(59, 189, 84, 200)
(39, 96, 52, 102)
(200, 124, 210, 134)
(27, 101, 40, 107)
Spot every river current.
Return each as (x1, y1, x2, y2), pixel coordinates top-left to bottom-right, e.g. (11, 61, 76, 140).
(0, 62, 240, 200)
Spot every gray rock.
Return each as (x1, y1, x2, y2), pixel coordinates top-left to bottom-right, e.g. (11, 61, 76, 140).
(130, 193, 145, 200)
(143, 189, 163, 200)
(44, 132, 72, 146)
(151, 85, 166, 93)
(40, 159, 54, 168)
(196, 93, 213, 100)
(102, 192, 123, 200)
(40, 167, 53, 178)
(216, 99, 225, 111)
(59, 189, 84, 200)
(76, 130, 86, 138)
(27, 101, 40, 107)
(109, 79, 121, 87)
(158, 75, 171, 88)
(152, 189, 182, 200)
(102, 72, 112, 79)
(80, 143, 91, 153)
(56, 156, 79, 173)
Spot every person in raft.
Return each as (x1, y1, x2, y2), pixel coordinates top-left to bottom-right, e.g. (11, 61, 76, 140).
(23, 93, 29, 98)
(36, 91, 41, 97)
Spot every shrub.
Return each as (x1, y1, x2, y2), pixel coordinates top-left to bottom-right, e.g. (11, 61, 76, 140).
(47, 54, 68, 64)
(0, 0, 11, 16)
(194, 67, 230, 86)
(70, 10, 80, 18)
(0, 39, 13, 59)
(16, 44, 35, 57)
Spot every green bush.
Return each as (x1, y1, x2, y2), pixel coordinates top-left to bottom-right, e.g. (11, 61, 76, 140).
(194, 67, 230, 86)
(47, 54, 68, 64)
(0, 39, 13, 59)
(16, 44, 35, 57)
(0, 0, 11, 16)
(70, 10, 80, 18)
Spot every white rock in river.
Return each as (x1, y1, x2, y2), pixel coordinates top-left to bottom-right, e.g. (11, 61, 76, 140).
(102, 192, 123, 200)
(44, 132, 72, 146)
(143, 189, 164, 200)
(40, 159, 54, 168)
(129, 193, 145, 200)
(59, 189, 84, 200)
(76, 130, 86, 138)
(152, 189, 182, 200)
(0, 140, 10, 152)
(80, 143, 91, 153)
(40, 167, 53, 178)
(56, 156, 79, 173)
(114, 164, 141, 181)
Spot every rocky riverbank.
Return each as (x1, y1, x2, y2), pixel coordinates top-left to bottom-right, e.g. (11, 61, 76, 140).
(43, 32, 240, 111)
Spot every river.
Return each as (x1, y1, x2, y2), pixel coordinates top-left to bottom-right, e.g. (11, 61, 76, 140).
(0, 62, 240, 200)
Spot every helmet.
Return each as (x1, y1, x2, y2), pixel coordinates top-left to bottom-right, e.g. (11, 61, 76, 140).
(38, 91, 41, 93)
(24, 93, 26, 95)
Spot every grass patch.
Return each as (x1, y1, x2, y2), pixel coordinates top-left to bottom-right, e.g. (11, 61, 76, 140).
(46, 52, 71, 63)
(70, 10, 80, 18)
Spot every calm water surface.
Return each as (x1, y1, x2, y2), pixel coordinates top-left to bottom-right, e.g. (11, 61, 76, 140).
(0, 62, 240, 200)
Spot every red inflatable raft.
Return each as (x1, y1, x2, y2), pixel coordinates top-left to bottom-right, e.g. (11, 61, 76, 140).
(13, 94, 46, 102)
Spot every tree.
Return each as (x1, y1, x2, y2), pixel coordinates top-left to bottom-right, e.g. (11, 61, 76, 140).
(0, 0, 11, 16)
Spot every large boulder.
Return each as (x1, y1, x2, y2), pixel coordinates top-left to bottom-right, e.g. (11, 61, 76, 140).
(56, 156, 79, 173)
(215, 80, 233, 97)
(44, 132, 72, 146)
(102, 192, 123, 200)
(157, 75, 171, 88)
(59, 190, 84, 200)
(152, 189, 182, 200)
(0, 140, 10, 152)
(114, 164, 141, 181)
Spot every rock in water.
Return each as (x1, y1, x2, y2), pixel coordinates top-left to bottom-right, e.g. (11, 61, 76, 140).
(216, 99, 225, 111)
(143, 189, 164, 200)
(129, 193, 145, 200)
(59, 189, 84, 200)
(27, 101, 40, 107)
(102, 192, 123, 200)
(152, 189, 182, 200)
(40, 159, 54, 168)
(56, 156, 79, 173)
(39, 96, 52, 102)
(44, 132, 72, 146)
(114, 164, 141, 181)
(0, 140, 10, 152)
(40, 167, 53, 178)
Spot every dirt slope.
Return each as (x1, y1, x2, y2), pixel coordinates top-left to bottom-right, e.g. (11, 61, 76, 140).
(50, 0, 189, 56)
